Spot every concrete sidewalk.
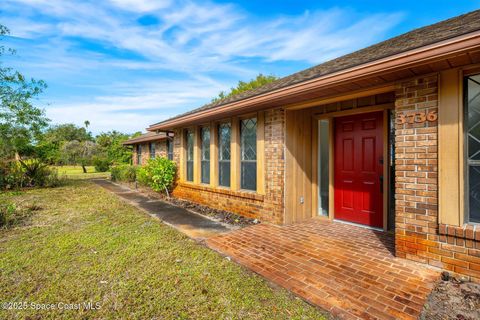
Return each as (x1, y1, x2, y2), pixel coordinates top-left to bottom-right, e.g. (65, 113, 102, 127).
(93, 179, 233, 240)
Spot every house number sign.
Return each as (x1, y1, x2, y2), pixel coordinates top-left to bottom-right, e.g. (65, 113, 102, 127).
(396, 110, 437, 124)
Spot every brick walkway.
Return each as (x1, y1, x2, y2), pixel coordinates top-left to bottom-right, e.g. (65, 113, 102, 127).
(206, 219, 440, 320)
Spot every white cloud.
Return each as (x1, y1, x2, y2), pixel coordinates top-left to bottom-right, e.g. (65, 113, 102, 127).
(44, 77, 225, 133)
(1, 0, 403, 133)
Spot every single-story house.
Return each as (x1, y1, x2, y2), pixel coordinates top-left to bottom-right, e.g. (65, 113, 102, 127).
(137, 10, 480, 279)
(123, 132, 174, 165)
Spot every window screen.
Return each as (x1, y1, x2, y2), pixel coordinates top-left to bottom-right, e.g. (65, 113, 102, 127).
(240, 118, 257, 191)
(218, 123, 231, 187)
(201, 127, 210, 184)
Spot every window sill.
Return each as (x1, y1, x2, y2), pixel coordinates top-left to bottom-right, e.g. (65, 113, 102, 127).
(177, 181, 264, 201)
(438, 223, 480, 240)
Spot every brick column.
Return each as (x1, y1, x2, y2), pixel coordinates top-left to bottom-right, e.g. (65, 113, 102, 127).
(394, 75, 439, 264)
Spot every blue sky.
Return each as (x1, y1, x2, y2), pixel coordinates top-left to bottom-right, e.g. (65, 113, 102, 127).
(1, 1, 479, 134)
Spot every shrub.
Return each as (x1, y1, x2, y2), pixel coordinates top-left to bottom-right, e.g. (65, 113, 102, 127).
(0, 159, 61, 190)
(0, 203, 16, 228)
(111, 164, 137, 182)
(137, 157, 176, 196)
(94, 157, 110, 172)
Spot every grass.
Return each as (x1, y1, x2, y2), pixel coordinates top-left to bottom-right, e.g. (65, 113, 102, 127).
(53, 165, 110, 179)
(0, 181, 326, 319)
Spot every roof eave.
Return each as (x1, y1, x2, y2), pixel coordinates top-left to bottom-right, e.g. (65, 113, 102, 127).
(122, 136, 169, 145)
(148, 30, 480, 131)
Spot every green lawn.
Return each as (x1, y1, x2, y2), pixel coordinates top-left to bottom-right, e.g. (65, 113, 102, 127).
(0, 181, 326, 319)
(54, 165, 110, 179)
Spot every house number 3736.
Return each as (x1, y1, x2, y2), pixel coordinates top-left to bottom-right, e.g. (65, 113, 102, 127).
(396, 110, 437, 125)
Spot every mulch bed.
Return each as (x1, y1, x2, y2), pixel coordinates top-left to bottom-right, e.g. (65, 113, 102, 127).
(420, 274, 480, 320)
(117, 181, 258, 228)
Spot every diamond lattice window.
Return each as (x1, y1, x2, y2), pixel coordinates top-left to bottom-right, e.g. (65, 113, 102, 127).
(201, 127, 210, 184)
(186, 129, 194, 182)
(467, 74, 480, 223)
(241, 118, 257, 191)
(218, 123, 231, 187)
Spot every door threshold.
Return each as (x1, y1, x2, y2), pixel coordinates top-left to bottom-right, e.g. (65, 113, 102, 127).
(333, 219, 384, 232)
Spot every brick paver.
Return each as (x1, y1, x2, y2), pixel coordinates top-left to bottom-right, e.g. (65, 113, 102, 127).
(206, 219, 440, 320)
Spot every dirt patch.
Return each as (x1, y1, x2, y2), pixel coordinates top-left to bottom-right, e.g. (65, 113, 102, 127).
(116, 181, 258, 227)
(420, 275, 480, 320)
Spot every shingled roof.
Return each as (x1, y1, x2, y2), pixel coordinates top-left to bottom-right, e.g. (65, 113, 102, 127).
(122, 132, 169, 145)
(150, 9, 480, 128)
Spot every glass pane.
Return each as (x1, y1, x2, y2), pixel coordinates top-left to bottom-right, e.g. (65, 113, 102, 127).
(468, 75, 480, 160)
(187, 161, 194, 182)
(150, 142, 156, 159)
(186, 129, 194, 181)
(467, 74, 480, 222)
(218, 123, 231, 187)
(219, 161, 230, 187)
(201, 127, 210, 160)
(241, 118, 257, 161)
(318, 120, 329, 216)
(186, 130, 194, 161)
(167, 139, 174, 160)
(201, 161, 210, 184)
(241, 162, 256, 191)
(218, 123, 231, 161)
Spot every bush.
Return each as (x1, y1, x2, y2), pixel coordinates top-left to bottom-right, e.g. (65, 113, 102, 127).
(94, 157, 110, 172)
(0, 203, 16, 228)
(137, 157, 176, 196)
(111, 164, 137, 182)
(0, 159, 61, 190)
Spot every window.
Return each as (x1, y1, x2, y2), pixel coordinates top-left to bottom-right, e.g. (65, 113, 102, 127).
(240, 118, 257, 191)
(149, 142, 156, 159)
(186, 129, 194, 182)
(318, 120, 329, 216)
(167, 139, 174, 161)
(201, 127, 210, 184)
(466, 73, 480, 223)
(218, 123, 231, 187)
(136, 144, 142, 165)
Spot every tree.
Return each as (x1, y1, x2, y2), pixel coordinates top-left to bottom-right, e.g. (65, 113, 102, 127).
(61, 140, 98, 173)
(212, 73, 278, 103)
(0, 24, 48, 159)
(95, 131, 133, 165)
(84, 120, 90, 129)
(36, 123, 93, 164)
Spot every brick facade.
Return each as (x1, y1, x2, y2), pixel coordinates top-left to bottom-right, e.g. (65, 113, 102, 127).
(132, 140, 168, 165)
(394, 74, 480, 281)
(171, 108, 286, 224)
(130, 74, 480, 281)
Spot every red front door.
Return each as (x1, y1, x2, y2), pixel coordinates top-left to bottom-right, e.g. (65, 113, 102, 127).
(334, 111, 384, 228)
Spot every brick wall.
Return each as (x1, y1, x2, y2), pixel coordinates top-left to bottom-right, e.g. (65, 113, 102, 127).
(171, 108, 286, 224)
(395, 74, 480, 281)
(132, 140, 168, 165)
